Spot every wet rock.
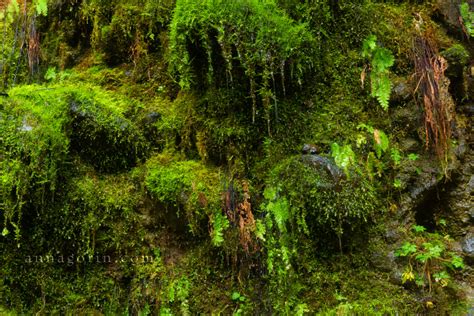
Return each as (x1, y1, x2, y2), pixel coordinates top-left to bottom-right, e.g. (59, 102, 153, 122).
(391, 102, 423, 132)
(390, 269, 404, 286)
(461, 232, 474, 260)
(145, 111, 161, 124)
(399, 138, 420, 153)
(301, 154, 345, 185)
(390, 77, 412, 103)
(396, 157, 442, 228)
(19, 118, 33, 132)
(370, 250, 398, 273)
(302, 143, 318, 155)
(441, 44, 470, 102)
(454, 138, 468, 159)
(459, 104, 474, 116)
(385, 227, 402, 244)
(435, 0, 473, 32)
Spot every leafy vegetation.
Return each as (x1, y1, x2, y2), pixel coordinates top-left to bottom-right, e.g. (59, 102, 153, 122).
(145, 156, 228, 245)
(460, 2, 474, 37)
(361, 34, 394, 110)
(169, 0, 313, 131)
(0, 0, 472, 314)
(395, 225, 465, 292)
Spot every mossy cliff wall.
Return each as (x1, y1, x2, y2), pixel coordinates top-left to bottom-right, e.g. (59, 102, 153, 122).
(1, 0, 473, 314)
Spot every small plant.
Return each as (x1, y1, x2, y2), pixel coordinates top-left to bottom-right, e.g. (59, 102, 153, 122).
(231, 291, 246, 302)
(393, 178, 403, 189)
(44, 67, 57, 81)
(331, 142, 356, 178)
(460, 2, 474, 37)
(408, 153, 419, 161)
(395, 225, 465, 292)
(361, 35, 395, 110)
(390, 148, 402, 166)
(231, 291, 247, 316)
(357, 124, 389, 159)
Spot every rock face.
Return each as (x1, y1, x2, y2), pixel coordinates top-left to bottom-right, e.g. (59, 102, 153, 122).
(462, 231, 474, 260)
(301, 144, 345, 186)
(436, 0, 474, 32)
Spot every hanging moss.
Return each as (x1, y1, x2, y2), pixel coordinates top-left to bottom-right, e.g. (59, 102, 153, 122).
(169, 0, 314, 129)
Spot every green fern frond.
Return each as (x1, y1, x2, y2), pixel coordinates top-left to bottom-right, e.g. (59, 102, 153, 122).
(211, 211, 229, 246)
(35, 0, 48, 16)
(460, 2, 474, 37)
(361, 34, 377, 58)
(371, 73, 392, 111)
(372, 48, 395, 71)
(362, 35, 394, 110)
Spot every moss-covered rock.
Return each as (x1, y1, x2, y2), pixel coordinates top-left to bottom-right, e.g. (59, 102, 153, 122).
(145, 154, 228, 245)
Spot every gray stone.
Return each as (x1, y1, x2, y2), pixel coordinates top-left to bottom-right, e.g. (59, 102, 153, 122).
(436, 0, 474, 31)
(370, 250, 397, 273)
(391, 78, 412, 102)
(461, 232, 474, 258)
(399, 138, 420, 152)
(301, 154, 345, 185)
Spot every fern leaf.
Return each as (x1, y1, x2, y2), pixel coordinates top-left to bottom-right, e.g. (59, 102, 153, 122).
(372, 48, 394, 71)
(361, 34, 377, 58)
(35, 0, 48, 16)
(371, 74, 391, 110)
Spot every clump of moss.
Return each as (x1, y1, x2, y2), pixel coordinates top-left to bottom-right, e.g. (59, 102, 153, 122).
(265, 155, 380, 245)
(1, 83, 148, 239)
(169, 0, 314, 130)
(145, 154, 228, 245)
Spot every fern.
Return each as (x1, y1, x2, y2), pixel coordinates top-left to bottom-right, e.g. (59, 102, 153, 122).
(210, 210, 230, 246)
(35, 0, 48, 16)
(460, 2, 474, 37)
(331, 142, 355, 177)
(361, 35, 394, 110)
(371, 74, 392, 110)
(264, 187, 290, 233)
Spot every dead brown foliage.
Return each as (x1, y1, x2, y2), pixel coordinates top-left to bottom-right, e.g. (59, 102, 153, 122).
(223, 180, 257, 254)
(412, 20, 455, 167)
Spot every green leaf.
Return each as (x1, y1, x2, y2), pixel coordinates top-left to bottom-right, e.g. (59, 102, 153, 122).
(44, 67, 57, 81)
(460, 2, 474, 37)
(450, 255, 465, 269)
(267, 198, 290, 232)
(433, 271, 450, 282)
(331, 143, 355, 177)
(361, 34, 377, 58)
(373, 129, 389, 158)
(361, 35, 394, 110)
(390, 148, 401, 166)
(35, 0, 48, 16)
(2, 228, 9, 236)
(408, 153, 419, 161)
(393, 179, 402, 188)
(255, 219, 266, 241)
(412, 225, 426, 233)
(231, 292, 241, 301)
(210, 211, 230, 246)
(395, 242, 417, 257)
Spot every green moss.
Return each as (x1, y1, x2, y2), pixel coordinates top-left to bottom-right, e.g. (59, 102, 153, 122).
(145, 154, 227, 243)
(266, 155, 380, 241)
(169, 0, 314, 128)
(1, 82, 148, 239)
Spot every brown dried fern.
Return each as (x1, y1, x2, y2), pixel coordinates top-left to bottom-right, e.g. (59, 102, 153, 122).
(412, 20, 455, 169)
